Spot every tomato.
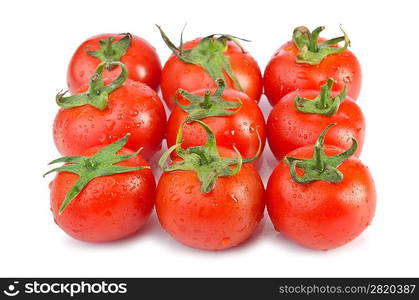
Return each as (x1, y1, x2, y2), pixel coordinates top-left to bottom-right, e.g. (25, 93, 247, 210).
(167, 85, 266, 160)
(157, 27, 262, 109)
(156, 149, 264, 250)
(267, 80, 365, 161)
(263, 26, 361, 106)
(156, 120, 265, 250)
(67, 33, 161, 94)
(266, 125, 376, 250)
(54, 76, 166, 159)
(48, 139, 155, 243)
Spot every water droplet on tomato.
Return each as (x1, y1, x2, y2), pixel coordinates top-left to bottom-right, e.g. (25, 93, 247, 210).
(185, 186, 193, 194)
(221, 237, 231, 245)
(297, 72, 308, 80)
(99, 133, 107, 143)
(105, 120, 115, 130)
(129, 109, 139, 116)
(170, 195, 180, 203)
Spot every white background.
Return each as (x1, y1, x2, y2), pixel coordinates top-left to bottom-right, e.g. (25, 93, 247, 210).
(0, 0, 418, 277)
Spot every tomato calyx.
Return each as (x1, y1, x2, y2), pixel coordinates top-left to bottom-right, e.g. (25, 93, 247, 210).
(56, 61, 128, 110)
(156, 25, 247, 92)
(175, 79, 242, 121)
(86, 33, 132, 70)
(293, 26, 350, 65)
(295, 79, 347, 116)
(284, 123, 357, 184)
(44, 134, 148, 215)
(159, 120, 260, 193)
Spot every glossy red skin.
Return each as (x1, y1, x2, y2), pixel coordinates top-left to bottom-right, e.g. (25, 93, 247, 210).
(167, 88, 266, 160)
(54, 79, 166, 159)
(267, 90, 365, 161)
(67, 33, 161, 94)
(267, 145, 376, 250)
(50, 146, 155, 242)
(263, 39, 362, 106)
(156, 147, 265, 250)
(161, 38, 263, 109)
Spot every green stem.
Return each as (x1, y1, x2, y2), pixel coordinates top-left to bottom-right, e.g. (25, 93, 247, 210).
(56, 61, 128, 110)
(86, 33, 132, 67)
(309, 26, 323, 52)
(104, 37, 115, 57)
(156, 25, 246, 91)
(284, 123, 357, 184)
(44, 135, 148, 214)
(293, 25, 350, 65)
(202, 91, 212, 109)
(295, 79, 346, 116)
(159, 120, 259, 193)
(174, 79, 241, 121)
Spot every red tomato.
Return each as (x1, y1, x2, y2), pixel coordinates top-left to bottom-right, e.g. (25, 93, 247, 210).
(161, 38, 262, 109)
(267, 89, 365, 161)
(156, 146, 265, 250)
(264, 30, 361, 106)
(54, 79, 166, 159)
(267, 145, 376, 250)
(67, 33, 161, 94)
(167, 88, 266, 160)
(50, 146, 155, 242)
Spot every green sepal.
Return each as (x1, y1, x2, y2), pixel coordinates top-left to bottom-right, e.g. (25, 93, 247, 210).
(156, 25, 248, 91)
(159, 120, 261, 193)
(295, 79, 347, 116)
(56, 61, 128, 110)
(293, 26, 350, 65)
(284, 123, 357, 184)
(86, 33, 131, 69)
(44, 134, 149, 215)
(175, 79, 241, 121)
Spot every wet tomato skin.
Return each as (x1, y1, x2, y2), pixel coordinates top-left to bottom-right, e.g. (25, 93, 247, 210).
(267, 89, 365, 161)
(50, 146, 155, 243)
(167, 88, 266, 160)
(263, 39, 362, 106)
(67, 33, 161, 94)
(161, 38, 263, 109)
(156, 147, 265, 250)
(53, 79, 166, 159)
(266, 146, 376, 250)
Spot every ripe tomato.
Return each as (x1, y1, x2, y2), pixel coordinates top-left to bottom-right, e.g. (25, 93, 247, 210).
(267, 80, 365, 161)
(167, 86, 266, 160)
(49, 143, 155, 243)
(67, 33, 161, 94)
(158, 27, 262, 109)
(263, 26, 361, 106)
(156, 120, 265, 250)
(156, 148, 264, 250)
(54, 78, 166, 159)
(267, 126, 376, 250)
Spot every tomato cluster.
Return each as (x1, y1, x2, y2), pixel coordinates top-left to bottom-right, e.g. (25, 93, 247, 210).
(45, 25, 376, 251)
